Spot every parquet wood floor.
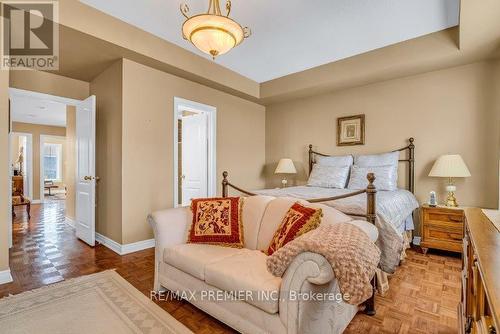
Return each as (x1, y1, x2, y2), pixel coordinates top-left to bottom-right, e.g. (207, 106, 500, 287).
(1, 201, 461, 333)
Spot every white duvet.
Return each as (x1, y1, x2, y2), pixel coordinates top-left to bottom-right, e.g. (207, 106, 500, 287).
(254, 186, 419, 273)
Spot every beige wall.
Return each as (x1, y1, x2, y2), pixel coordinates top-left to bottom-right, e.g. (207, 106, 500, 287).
(493, 60, 500, 209)
(12, 123, 66, 201)
(65, 107, 76, 219)
(90, 60, 123, 243)
(0, 69, 10, 272)
(9, 70, 89, 100)
(266, 61, 499, 220)
(121, 59, 266, 244)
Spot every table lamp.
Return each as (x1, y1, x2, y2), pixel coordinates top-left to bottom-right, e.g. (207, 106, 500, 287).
(275, 158, 296, 188)
(428, 154, 471, 207)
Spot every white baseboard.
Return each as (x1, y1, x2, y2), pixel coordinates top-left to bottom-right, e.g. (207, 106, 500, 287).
(31, 199, 41, 204)
(121, 238, 156, 255)
(0, 269, 13, 285)
(65, 216, 75, 228)
(95, 233, 122, 255)
(96, 233, 154, 255)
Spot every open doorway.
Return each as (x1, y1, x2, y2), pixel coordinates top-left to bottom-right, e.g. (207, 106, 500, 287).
(173, 97, 216, 207)
(40, 134, 67, 203)
(8, 88, 97, 248)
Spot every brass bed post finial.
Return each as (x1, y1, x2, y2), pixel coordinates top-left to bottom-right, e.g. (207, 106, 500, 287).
(366, 173, 377, 226)
(222, 171, 229, 198)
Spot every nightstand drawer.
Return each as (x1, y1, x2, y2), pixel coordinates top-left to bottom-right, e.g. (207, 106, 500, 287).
(425, 211, 464, 223)
(423, 224, 463, 242)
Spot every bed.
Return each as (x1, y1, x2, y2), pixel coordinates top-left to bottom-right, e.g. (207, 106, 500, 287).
(221, 138, 419, 277)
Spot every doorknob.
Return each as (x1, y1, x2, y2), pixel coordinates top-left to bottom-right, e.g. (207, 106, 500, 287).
(181, 175, 186, 180)
(84, 176, 92, 181)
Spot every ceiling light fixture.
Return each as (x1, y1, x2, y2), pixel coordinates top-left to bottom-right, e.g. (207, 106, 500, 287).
(180, 0, 251, 59)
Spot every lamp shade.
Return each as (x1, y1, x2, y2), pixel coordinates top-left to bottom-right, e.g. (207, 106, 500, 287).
(275, 158, 297, 174)
(428, 154, 471, 178)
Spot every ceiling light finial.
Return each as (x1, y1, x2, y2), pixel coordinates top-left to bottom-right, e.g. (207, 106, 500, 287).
(180, 0, 251, 59)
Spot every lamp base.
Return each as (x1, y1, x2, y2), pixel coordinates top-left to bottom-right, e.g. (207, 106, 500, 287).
(281, 178, 288, 188)
(445, 191, 458, 207)
(445, 181, 458, 207)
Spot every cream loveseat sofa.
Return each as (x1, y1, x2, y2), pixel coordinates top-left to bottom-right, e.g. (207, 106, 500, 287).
(149, 196, 378, 334)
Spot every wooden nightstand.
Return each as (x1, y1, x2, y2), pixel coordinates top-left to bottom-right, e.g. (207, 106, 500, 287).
(420, 204, 464, 254)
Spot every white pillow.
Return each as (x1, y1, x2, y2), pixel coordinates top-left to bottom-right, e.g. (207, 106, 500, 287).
(354, 151, 399, 167)
(307, 164, 350, 189)
(347, 165, 398, 191)
(316, 155, 353, 167)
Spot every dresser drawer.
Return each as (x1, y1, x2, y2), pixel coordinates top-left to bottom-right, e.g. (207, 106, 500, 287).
(423, 224, 463, 242)
(425, 210, 464, 223)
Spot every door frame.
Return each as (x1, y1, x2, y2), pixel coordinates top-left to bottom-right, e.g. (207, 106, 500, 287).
(10, 132, 33, 201)
(40, 134, 66, 203)
(173, 97, 216, 208)
(7, 88, 84, 251)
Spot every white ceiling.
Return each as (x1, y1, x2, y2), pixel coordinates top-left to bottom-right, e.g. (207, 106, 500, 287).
(80, 0, 460, 83)
(11, 95, 67, 127)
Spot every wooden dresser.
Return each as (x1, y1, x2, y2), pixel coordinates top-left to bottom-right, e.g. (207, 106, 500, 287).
(12, 175, 24, 197)
(459, 208, 499, 334)
(420, 204, 465, 254)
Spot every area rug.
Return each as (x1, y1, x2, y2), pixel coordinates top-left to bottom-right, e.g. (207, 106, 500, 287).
(0, 270, 193, 334)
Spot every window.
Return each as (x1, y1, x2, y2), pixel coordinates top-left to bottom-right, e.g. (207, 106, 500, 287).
(43, 143, 62, 181)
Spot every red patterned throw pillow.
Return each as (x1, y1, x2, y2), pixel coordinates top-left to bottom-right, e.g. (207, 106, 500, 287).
(188, 197, 244, 248)
(266, 203, 322, 256)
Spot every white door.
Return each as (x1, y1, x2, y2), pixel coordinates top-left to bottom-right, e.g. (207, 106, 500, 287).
(75, 95, 96, 246)
(181, 113, 208, 206)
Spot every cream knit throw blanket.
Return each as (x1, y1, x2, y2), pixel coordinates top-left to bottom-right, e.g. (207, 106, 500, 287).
(266, 223, 381, 305)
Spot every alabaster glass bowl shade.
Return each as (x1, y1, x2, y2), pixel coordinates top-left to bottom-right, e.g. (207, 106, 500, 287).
(183, 14, 245, 57)
(428, 154, 471, 178)
(275, 158, 297, 174)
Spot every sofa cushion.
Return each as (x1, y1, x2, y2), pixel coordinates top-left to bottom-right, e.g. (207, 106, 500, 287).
(163, 244, 245, 280)
(188, 197, 244, 248)
(205, 250, 282, 314)
(266, 202, 322, 256)
(241, 195, 275, 250)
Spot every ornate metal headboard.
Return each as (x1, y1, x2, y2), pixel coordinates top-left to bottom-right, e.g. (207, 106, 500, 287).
(308, 138, 415, 194)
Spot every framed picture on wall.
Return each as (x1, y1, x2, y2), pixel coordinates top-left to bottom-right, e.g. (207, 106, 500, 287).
(337, 114, 365, 146)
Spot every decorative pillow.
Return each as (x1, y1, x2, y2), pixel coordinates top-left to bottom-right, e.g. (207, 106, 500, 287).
(188, 197, 244, 248)
(316, 155, 353, 167)
(266, 203, 322, 256)
(354, 151, 399, 168)
(307, 164, 350, 189)
(347, 165, 398, 191)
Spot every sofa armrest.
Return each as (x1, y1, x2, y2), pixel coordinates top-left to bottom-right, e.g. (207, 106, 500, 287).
(148, 207, 191, 290)
(279, 252, 354, 334)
